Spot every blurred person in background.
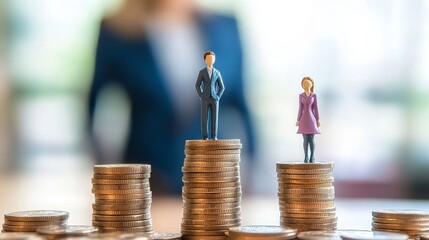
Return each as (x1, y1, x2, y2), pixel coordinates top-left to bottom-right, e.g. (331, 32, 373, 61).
(88, 0, 255, 195)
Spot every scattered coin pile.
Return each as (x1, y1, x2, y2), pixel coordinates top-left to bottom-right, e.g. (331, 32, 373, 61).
(37, 225, 98, 238)
(92, 164, 153, 233)
(297, 230, 408, 240)
(2, 210, 69, 233)
(228, 225, 297, 240)
(372, 210, 429, 239)
(181, 139, 242, 239)
(276, 162, 337, 232)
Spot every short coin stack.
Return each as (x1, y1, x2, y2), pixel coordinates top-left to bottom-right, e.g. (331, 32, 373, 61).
(92, 164, 153, 233)
(372, 210, 429, 239)
(181, 139, 242, 239)
(228, 225, 297, 240)
(276, 162, 337, 232)
(2, 210, 69, 233)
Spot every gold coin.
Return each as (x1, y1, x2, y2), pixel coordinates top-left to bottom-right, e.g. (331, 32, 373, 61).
(180, 229, 227, 236)
(181, 223, 239, 231)
(185, 155, 241, 160)
(181, 219, 240, 226)
(183, 161, 239, 168)
(278, 183, 334, 189)
(277, 174, 332, 180)
(93, 173, 151, 179)
(183, 207, 240, 215)
(92, 203, 151, 211)
(184, 182, 241, 188)
(281, 212, 337, 219)
(93, 183, 150, 190)
(182, 177, 240, 183)
(279, 197, 335, 203)
(182, 235, 227, 240)
(183, 197, 240, 204)
(186, 139, 240, 145)
(372, 222, 429, 231)
(182, 167, 239, 173)
(183, 202, 240, 209)
(4, 211, 69, 222)
(2, 224, 67, 232)
(276, 162, 334, 169)
(372, 210, 429, 219)
(183, 172, 239, 178)
(280, 207, 336, 214)
(281, 222, 337, 231)
(373, 217, 429, 224)
(280, 217, 337, 224)
(93, 220, 152, 228)
(92, 209, 150, 216)
(93, 214, 151, 222)
(185, 144, 242, 150)
(95, 198, 152, 205)
(93, 164, 151, 175)
(183, 192, 241, 199)
(280, 201, 335, 209)
(94, 192, 152, 199)
(276, 168, 333, 175)
(183, 187, 241, 194)
(182, 213, 240, 220)
(277, 177, 334, 184)
(278, 193, 335, 199)
(278, 187, 334, 194)
(185, 149, 241, 155)
(92, 188, 151, 195)
(92, 178, 149, 185)
(3, 220, 67, 226)
(98, 226, 153, 233)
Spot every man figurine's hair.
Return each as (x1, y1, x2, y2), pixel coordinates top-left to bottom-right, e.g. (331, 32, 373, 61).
(204, 51, 215, 60)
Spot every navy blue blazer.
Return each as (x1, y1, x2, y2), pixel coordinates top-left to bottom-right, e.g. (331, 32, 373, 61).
(88, 13, 255, 194)
(196, 67, 224, 100)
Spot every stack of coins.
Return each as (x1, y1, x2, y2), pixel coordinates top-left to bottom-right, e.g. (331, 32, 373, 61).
(372, 210, 429, 239)
(2, 210, 69, 233)
(276, 162, 337, 232)
(92, 164, 153, 233)
(228, 225, 297, 240)
(181, 139, 242, 239)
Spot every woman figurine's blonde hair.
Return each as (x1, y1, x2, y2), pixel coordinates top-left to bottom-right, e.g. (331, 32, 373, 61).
(301, 76, 315, 93)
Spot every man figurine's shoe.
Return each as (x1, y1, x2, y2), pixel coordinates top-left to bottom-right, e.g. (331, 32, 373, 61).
(211, 137, 218, 140)
(203, 138, 208, 140)
(304, 158, 309, 163)
(309, 158, 315, 163)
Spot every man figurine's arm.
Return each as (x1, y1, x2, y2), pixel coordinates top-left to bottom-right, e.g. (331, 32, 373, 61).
(195, 71, 203, 97)
(217, 72, 225, 98)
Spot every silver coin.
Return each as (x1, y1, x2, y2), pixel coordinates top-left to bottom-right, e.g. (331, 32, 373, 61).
(297, 230, 342, 240)
(340, 230, 409, 240)
(37, 225, 99, 236)
(228, 225, 296, 238)
(150, 232, 182, 240)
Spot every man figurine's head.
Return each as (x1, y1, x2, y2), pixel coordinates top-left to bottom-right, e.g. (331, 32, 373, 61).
(204, 51, 215, 67)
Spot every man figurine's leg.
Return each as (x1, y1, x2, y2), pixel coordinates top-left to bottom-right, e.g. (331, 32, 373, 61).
(201, 100, 209, 140)
(211, 100, 219, 140)
(308, 134, 316, 163)
(303, 134, 309, 163)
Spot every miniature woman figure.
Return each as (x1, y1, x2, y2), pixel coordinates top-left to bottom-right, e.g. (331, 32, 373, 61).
(296, 76, 321, 163)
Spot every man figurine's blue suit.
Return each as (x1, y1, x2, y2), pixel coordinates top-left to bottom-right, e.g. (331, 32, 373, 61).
(195, 51, 224, 140)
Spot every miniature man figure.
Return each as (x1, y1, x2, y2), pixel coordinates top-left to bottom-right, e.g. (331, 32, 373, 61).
(195, 51, 225, 140)
(296, 76, 321, 163)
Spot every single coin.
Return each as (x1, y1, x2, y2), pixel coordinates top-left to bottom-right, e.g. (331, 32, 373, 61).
(183, 197, 240, 204)
(91, 178, 149, 185)
(180, 229, 227, 236)
(181, 219, 240, 226)
(279, 197, 335, 203)
(278, 177, 334, 184)
(94, 192, 152, 199)
(182, 235, 226, 240)
(277, 168, 333, 175)
(184, 182, 241, 188)
(151, 232, 182, 240)
(183, 161, 239, 168)
(182, 213, 240, 220)
(183, 187, 241, 194)
(37, 225, 98, 236)
(5, 211, 69, 222)
(278, 183, 334, 189)
(0, 233, 44, 240)
(93, 220, 152, 228)
(182, 177, 240, 183)
(340, 230, 409, 240)
(281, 212, 337, 219)
(372, 217, 429, 224)
(228, 225, 297, 238)
(183, 202, 240, 209)
(93, 214, 151, 222)
(92, 188, 151, 195)
(280, 207, 337, 214)
(92, 209, 150, 216)
(98, 226, 153, 233)
(181, 223, 239, 231)
(276, 162, 334, 169)
(94, 164, 151, 175)
(278, 187, 334, 194)
(93, 173, 151, 180)
(185, 149, 241, 154)
(182, 167, 239, 173)
(281, 222, 337, 231)
(183, 207, 240, 215)
(277, 174, 332, 180)
(2, 224, 67, 232)
(183, 192, 241, 199)
(281, 217, 337, 224)
(372, 222, 429, 231)
(185, 145, 242, 151)
(279, 193, 335, 199)
(186, 139, 241, 145)
(92, 203, 151, 211)
(371, 228, 423, 237)
(4, 220, 67, 226)
(372, 210, 429, 219)
(280, 202, 335, 209)
(95, 198, 152, 205)
(183, 172, 240, 178)
(92, 183, 150, 190)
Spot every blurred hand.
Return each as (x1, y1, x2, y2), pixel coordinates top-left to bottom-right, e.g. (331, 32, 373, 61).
(296, 121, 300, 126)
(317, 120, 321, 127)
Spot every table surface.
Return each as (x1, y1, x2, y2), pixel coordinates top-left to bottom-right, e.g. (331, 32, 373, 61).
(1, 165, 429, 233)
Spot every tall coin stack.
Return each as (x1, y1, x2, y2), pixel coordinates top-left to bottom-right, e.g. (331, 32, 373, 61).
(181, 139, 242, 240)
(276, 162, 337, 232)
(372, 210, 429, 239)
(92, 164, 153, 233)
(2, 210, 69, 233)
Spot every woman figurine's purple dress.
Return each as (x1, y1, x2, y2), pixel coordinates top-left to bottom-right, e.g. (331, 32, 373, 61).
(296, 76, 320, 163)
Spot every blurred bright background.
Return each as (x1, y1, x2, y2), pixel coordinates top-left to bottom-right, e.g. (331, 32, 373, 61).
(1, 0, 429, 226)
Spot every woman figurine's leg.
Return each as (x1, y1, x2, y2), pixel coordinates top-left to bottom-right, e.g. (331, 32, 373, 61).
(308, 134, 315, 163)
(303, 134, 309, 163)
